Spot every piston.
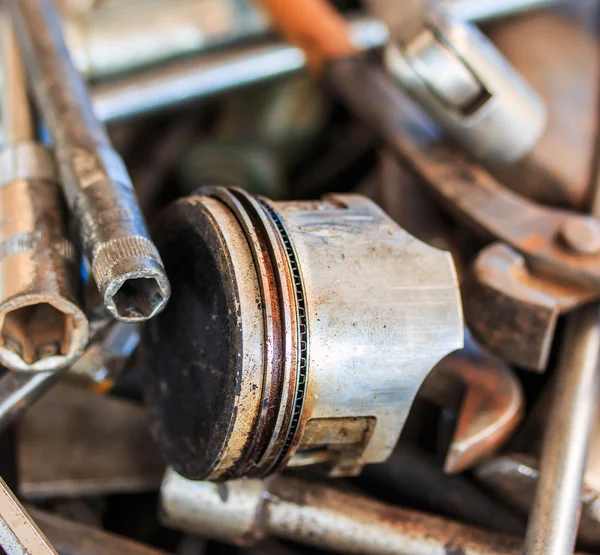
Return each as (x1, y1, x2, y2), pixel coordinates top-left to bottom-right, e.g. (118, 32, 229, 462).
(141, 187, 463, 480)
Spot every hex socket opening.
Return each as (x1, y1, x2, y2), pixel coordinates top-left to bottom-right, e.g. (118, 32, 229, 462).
(1, 303, 74, 365)
(111, 277, 165, 321)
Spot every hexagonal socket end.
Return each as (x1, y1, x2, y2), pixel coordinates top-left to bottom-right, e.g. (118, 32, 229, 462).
(96, 238, 170, 322)
(0, 295, 89, 372)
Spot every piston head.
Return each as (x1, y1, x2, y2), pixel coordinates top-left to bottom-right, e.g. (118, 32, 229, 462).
(141, 188, 463, 480)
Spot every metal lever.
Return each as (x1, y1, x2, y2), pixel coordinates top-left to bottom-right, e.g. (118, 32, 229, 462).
(384, 7, 547, 163)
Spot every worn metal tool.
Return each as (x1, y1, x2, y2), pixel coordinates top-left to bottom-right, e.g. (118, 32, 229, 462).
(160, 469, 530, 555)
(523, 305, 600, 553)
(0, 13, 88, 372)
(8, 0, 170, 323)
(252, 0, 600, 373)
(477, 453, 600, 548)
(462, 242, 600, 371)
(0, 477, 57, 554)
(384, 6, 547, 163)
(141, 187, 462, 480)
(422, 336, 524, 474)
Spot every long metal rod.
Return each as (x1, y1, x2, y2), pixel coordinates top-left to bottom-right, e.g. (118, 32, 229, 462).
(445, 0, 559, 22)
(524, 306, 600, 553)
(7, 0, 170, 323)
(90, 17, 388, 123)
(161, 470, 527, 555)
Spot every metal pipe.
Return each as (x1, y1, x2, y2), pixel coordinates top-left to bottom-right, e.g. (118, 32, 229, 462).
(7, 0, 170, 323)
(0, 9, 88, 372)
(0, 477, 57, 554)
(524, 306, 600, 554)
(160, 469, 526, 555)
(444, 0, 559, 22)
(90, 17, 388, 122)
(65, 0, 270, 80)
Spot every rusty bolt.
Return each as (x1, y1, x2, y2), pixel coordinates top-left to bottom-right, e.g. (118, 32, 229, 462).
(559, 218, 600, 255)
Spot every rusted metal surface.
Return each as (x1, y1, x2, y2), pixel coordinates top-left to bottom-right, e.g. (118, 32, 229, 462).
(0, 477, 57, 554)
(8, 0, 170, 323)
(325, 59, 600, 292)
(161, 470, 528, 555)
(142, 187, 462, 480)
(0, 12, 88, 373)
(463, 242, 597, 370)
(27, 506, 168, 555)
(18, 383, 165, 500)
(477, 454, 600, 548)
(424, 337, 524, 473)
(523, 303, 600, 553)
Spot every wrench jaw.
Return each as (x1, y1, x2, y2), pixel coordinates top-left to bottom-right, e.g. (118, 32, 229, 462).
(462, 243, 595, 372)
(424, 339, 525, 475)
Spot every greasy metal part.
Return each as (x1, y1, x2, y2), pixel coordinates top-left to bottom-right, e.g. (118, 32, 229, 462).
(160, 470, 527, 554)
(8, 0, 170, 323)
(424, 337, 524, 474)
(487, 8, 599, 210)
(0, 12, 88, 372)
(18, 383, 164, 500)
(358, 443, 525, 535)
(0, 477, 57, 554)
(444, 0, 559, 22)
(64, 0, 268, 80)
(477, 454, 600, 548)
(26, 506, 169, 555)
(325, 59, 600, 293)
(462, 242, 598, 370)
(141, 188, 462, 480)
(68, 321, 138, 392)
(384, 7, 547, 164)
(0, 370, 59, 434)
(90, 17, 388, 123)
(524, 304, 600, 554)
